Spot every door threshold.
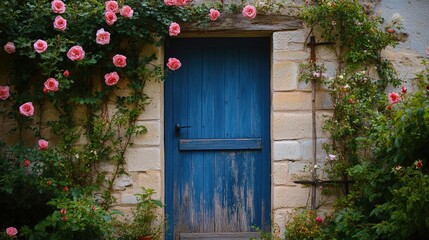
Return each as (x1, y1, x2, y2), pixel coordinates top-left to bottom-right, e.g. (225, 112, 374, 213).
(180, 232, 260, 240)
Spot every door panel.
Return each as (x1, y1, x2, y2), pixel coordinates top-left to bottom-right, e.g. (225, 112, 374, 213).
(165, 38, 270, 240)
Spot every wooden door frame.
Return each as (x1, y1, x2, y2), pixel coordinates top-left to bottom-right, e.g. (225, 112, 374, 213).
(163, 36, 272, 239)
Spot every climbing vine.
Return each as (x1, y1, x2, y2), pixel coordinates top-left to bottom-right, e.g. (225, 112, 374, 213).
(291, 1, 429, 239)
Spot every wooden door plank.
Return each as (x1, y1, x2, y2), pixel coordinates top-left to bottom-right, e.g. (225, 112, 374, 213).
(180, 232, 260, 239)
(179, 138, 262, 151)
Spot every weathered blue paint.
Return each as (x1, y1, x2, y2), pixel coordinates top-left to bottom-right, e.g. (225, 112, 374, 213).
(179, 138, 262, 151)
(165, 38, 271, 240)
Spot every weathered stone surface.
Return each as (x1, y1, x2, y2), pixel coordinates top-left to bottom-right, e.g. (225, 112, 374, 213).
(131, 120, 161, 146)
(273, 141, 301, 161)
(273, 50, 310, 62)
(121, 193, 138, 204)
(273, 185, 311, 208)
(272, 61, 298, 91)
(137, 170, 162, 199)
(288, 161, 309, 176)
(126, 147, 161, 172)
(300, 138, 331, 162)
(273, 112, 312, 140)
(273, 92, 311, 111)
(273, 30, 307, 51)
(113, 174, 133, 191)
(273, 162, 292, 185)
(138, 80, 162, 120)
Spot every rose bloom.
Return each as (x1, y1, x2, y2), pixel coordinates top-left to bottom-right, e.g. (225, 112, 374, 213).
(401, 86, 407, 94)
(176, 0, 191, 6)
(105, 11, 117, 26)
(63, 186, 69, 192)
(415, 160, 423, 169)
(5, 227, 18, 237)
(169, 22, 180, 36)
(53, 15, 67, 31)
(61, 209, 67, 215)
(316, 216, 323, 224)
(388, 92, 400, 104)
(38, 139, 49, 150)
(67, 45, 85, 61)
(242, 5, 257, 19)
(4, 42, 16, 54)
(209, 9, 220, 21)
(167, 58, 181, 71)
(164, 0, 175, 6)
(113, 54, 127, 67)
(24, 159, 30, 167)
(19, 102, 34, 117)
(105, 1, 119, 13)
(63, 70, 69, 77)
(120, 5, 134, 18)
(328, 154, 336, 161)
(34, 39, 48, 54)
(44, 78, 59, 92)
(51, 0, 65, 14)
(96, 28, 111, 45)
(0, 86, 10, 100)
(104, 72, 120, 86)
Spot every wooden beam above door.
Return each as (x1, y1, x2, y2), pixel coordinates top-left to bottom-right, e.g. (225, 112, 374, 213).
(180, 14, 303, 34)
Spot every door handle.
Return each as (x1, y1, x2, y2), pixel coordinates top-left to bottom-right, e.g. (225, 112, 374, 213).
(175, 124, 191, 137)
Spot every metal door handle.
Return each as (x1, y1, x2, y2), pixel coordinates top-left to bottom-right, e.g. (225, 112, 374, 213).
(175, 124, 191, 137)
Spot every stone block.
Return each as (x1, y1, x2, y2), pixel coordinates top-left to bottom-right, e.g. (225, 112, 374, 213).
(273, 112, 312, 140)
(137, 170, 162, 199)
(121, 193, 138, 204)
(316, 111, 333, 138)
(113, 174, 133, 191)
(273, 162, 292, 186)
(316, 91, 334, 110)
(273, 140, 301, 161)
(300, 138, 331, 162)
(273, 185, 311, 208)
(272, 61, 298, 91)
(273, 92, 311, 111)
(131, 120, 161, 146)
(288, 161, 309, 176)
(315, 46, 337, 61)
(272, 208, 293, 238)
(138, 80, 162, 120)
(273, 30, 307, 51)
(273, 50, 310, 62)
(126, 147, 161, 172)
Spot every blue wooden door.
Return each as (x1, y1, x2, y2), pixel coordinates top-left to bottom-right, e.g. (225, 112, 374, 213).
(165, 38, 270, 240)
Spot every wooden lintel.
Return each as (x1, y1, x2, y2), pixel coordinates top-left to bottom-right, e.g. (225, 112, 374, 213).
(180, 14, 303, 33)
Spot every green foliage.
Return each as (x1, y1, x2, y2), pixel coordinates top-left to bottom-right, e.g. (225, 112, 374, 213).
(284, 209, 324, 240)
(296, 1, 429, 239)
(115, 187, 163, 240)
(0, 0, 207, 237)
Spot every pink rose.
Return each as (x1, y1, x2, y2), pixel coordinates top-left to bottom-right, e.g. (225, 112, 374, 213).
(96, 28, 111, 45)
(120, 5, 134, 18)
(24, 159, 30, 167)
(105, 1, 119, 13)
(63, 70, 69, 77)
(167, 58, 181, 71)
(0, 86, 10, 100)
(4, 42, 16, 54)
(19, 102, 34, 117)
(242, 5, 257, 19)
(164, 0, 175, 6)
(105, 11, 117, 26)
(67, 45, 85, 61)
(388, 92, 400, 104)
(38, 139, 49, 150)
(113, 54, 127, 68)
(104, 72, 120, 86)
(175, 0, 190, 6)
(316, 216, 323, 224)
(209, 9, 220, 21)
(5, 227, 18, 237)
(53, 15, 67, 31)
(51, 0, 65, 14)
(34, 39, 48, 54)
(169, 22, 180, 36)
(44, 78, 59, 92)
(401, 86, 407, 94)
